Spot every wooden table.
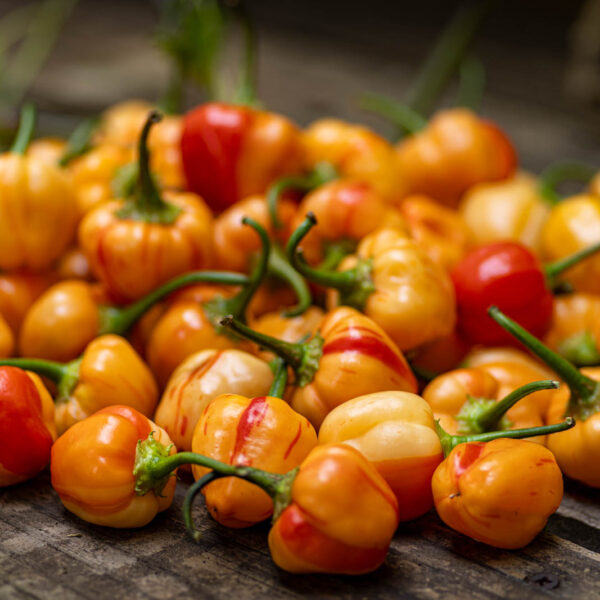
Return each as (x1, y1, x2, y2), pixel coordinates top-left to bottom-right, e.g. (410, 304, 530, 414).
(2, 470, 599, 599)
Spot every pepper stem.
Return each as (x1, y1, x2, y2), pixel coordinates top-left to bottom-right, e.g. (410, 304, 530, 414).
(545, 241, 600, 285)
(10, 103, 35, 154)
(267, 244, 312, 317)
(455, 54, 485, 111)
(115, 111, 182, 224)
(267, 162, 337, 229)
(538, 160, 597, 205)
(471, 379, 559, 433)
(558, 331, 600, 367)
(436, 417, 575, 457)
(57, 115, 99, 167)
(233, 1, 258, 106)
(268, 357, 288, 399)
(488, 306, 600, 420)
(220, 315, 323, 387)
(360, 94, 427, 135)
(286, 213, 375, 310)
(97, 270, 249, 336)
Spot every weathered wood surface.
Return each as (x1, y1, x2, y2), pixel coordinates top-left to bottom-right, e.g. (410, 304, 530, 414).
(1, 470, 600, 599)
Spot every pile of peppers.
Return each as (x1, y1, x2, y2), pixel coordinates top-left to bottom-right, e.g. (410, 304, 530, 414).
(2, 3, 600, 579)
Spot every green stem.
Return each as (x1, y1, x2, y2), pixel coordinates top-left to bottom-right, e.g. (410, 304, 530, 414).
(538, 161, 597, 206)
(558, 332, 600, 367)
(318, 239, 357, 272)
(268, 357, 288, 398)
(488, 306, 600, 420)
(473, 379, 559, 433)
(436, 417, 575, 457)
(360, 93, 427, 135)
(0, 357, 81, 402)
(267, 162, 337, 229)
(267, 244, 312, 317)
(220, 315, 323, 387)
(115, 111, 181, 224)
(183, 471, 225, 542)
(10, 103, 35, 154)
(455, 55, 485, 111)
(286, 214, 375, 310)
(159, 64, 185, 115)
(97, 270, 249, 336)
(405, 0, 492, 121)
(58, 115, 99, 167)
(233, 1, 257, 106)
(545, 241, 600, 285)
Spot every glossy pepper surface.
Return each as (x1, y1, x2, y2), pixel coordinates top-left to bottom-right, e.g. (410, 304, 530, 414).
(319, 391, 442, 521)
(79, 111, 214, 302)
(0, 105, 77, 271)
(191, 392, 317, 528)
(0, 315, 14, 358)
(51, 405, 176, 527)
(154, 349, 274, 452)
(181, 102, 303, 212)
(0, 367, 56, 487)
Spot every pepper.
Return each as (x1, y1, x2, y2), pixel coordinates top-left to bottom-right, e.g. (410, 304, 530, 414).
(0, 314, 14, 358)
(190, 365, 318, 528)
(590, 173, 600, 196)
(0, 366, 56, 487)
(55, 247, 93, 282)
(94, 100, 154, 148)
(462, 345, 554, 378)
(409, 330, 470, 377)
(288, 216, 456, 351)
(301, 119, 402, 203)
(18, 268, 247, 362)
(288, 179, 407, 266)
(144, 218, 272, 386)
(398, 195, 472, 270)
(154, 348, 275, 452)
(541, 194, 600, 294)
(135, 439, 398, 574)
(544, 293, 600, 366)
(432, 418, 573, 548)
(220, 307, 417, 429)
(181, 102, 304, 212)
(0, 104, 77, 271)
(318, 390, 442, 521)
(451, 240, 600, 346)
(489, 306, 600, 488)
(79, 111, 214, 302)
(27, 137, 66, 164)
(51, 405, 176, 527)
(0, 334, 158, 435)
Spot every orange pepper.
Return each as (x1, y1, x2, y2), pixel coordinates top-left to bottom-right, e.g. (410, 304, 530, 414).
(55, 246, 93, 282)
(289, 179, 406, 266)
(409, 330, 470, 377)
(0, 367, 56, 487)
(220, 307, 417, 429)
(288, 219, 456, 351)
(154, 349, 274, 452)
(541, 194, 600, 294)
(26, 137, 67, 164)
(399, 195, 472, 270)
(79, 112, 213, 302)
(0, 314, 14, 358)
(318, 391, 442, 521)
(0, 105, 77, 271)
(459, 172, 549, 253)
(191, 392, 317, 528)
(0, 334, 158, 435)
(302, 119, 403, 203)
(94, 100, 154, 148)
(490, 306, 600, 487)
(462, 345, 554, 376)
(544, 293, 600, 366)
(590, 173, 600, 196)
(51, 405, 176, 527)
(395, 108, 517, 208)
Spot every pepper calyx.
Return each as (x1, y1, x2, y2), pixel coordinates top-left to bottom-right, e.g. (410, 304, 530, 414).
(271, 467, 298, 522)
(558, 331, 600, 367)
(456, 395, 512, 435)
(296, 333, 324, 388)
(133, 432, 175, 497)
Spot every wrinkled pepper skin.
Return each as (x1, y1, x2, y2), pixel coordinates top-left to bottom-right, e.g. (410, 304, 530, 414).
(53, 335, 158, 435)
(291, 180, 406, 265)
(79, 191, 214, 302)
(268, 444, 399, 574)
(213, 195, 297, 272)
(181, 103, 304, 213)
(432, 438, 563, 548)
(0, 314, 14, 358)
(154, 349, 274, 452)
(302, 119, 402, 203)
(0, 145, 77, 271)
(452, 241, 553, 345)
(0, 367, 56, 487)
(459, 172, 549, 253)
(330, 228, 456, 351)
(319, 391, 442, 521)
(395, 108, 517, 208)
(291, 307, 417, 429)
(398, 195, 472, 271)
(541, 194, 600, 294)
(192, 393, 317, 528)
(51, 405, 176, 527)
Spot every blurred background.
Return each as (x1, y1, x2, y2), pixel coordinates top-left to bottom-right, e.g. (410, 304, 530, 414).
(0, 0, 598, 169)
